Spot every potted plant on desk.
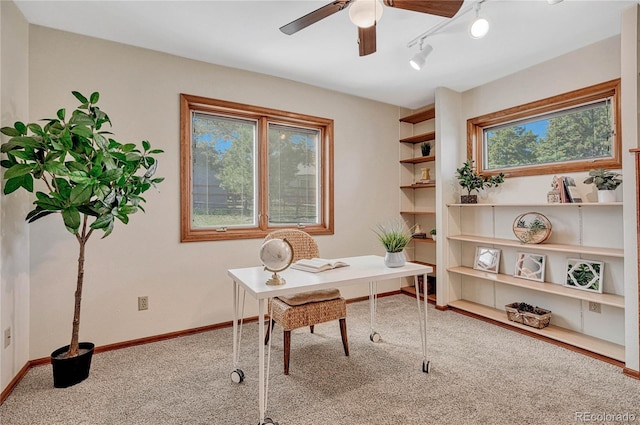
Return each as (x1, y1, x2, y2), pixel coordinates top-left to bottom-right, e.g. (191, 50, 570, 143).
(0, 91, 164, 387)
(374, 219, 413, 268)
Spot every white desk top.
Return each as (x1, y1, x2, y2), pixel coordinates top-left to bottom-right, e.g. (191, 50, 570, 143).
(228, 255, 432, 299)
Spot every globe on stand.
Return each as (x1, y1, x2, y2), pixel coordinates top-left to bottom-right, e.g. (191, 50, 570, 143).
(259, 238, 294, 286)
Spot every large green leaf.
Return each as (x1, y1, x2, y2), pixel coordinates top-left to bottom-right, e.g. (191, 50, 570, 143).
(90, 214, 113, 230)
(70, 125, 93, 138)
(90, 92, 99, 104)
(62, 207, 81, 234)
(99, 169, 122, 183)
(3, 164, 33, 179)
(27, 123, 45, 136)
(1, 126, 21, 137)
(43, 161, 69, 175)
(1, 136, 42, 152)
(72, 91, 88, 104)
(93, 132, 109, 150)
(70, 184, 93, 204)
(4, 176, 26, 194)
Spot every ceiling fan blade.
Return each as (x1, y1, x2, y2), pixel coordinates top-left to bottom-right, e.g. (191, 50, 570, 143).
(358, 25, 377, 56)
(280, 1, 352, 35)
(382, 0, 464, 18)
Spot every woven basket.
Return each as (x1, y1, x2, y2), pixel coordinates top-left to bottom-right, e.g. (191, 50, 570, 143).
(505, 303, 552, 329)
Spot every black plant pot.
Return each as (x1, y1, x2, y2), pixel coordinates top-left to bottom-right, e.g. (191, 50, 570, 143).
(460, 195, 478, 204)
(51, 342, 95, 388)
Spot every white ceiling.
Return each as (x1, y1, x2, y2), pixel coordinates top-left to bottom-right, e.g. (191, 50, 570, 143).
(14, 0, 636, 109)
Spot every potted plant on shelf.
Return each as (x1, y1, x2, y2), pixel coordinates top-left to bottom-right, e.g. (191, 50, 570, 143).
(0, 91, 164, 388)
(583, 168, 621, 203)
(374, 219, 413, 268)
(421, 142, 431, 157)
(455, 159, 505, 204)
(429, 228, 436, 241)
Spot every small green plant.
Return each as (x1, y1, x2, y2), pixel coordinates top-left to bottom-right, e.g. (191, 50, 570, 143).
(515, 217, 548, 244)
(373, 219, 413, 253)
(583, 168, 622, 190)
(455, 159, 505, 196)
(429, 228, 436, 236)
(515, 302, 549, 316)
(420, 142, 431, 156)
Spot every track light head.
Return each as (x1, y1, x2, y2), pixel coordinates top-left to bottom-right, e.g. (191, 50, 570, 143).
(409, 43, 433, 71)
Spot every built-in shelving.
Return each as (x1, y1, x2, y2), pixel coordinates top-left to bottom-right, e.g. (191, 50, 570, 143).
(401, 183, 436, 189)
(448, 266, 624, 308)
(446, 201, 625, 362)
(400, 155, 435, 164)
(400, 210, 436, 215)
(447, 234, 624, 258)
(400, 107, 437, 301)
(399, 105, 435, 124)
(399, 132, 435, 144)
(448, 299, 625, 362)
(447, 202, 622, 208)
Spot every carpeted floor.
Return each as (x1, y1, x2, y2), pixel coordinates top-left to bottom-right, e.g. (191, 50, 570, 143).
(1, 294, 638, 424)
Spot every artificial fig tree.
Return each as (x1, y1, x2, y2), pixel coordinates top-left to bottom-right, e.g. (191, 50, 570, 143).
(1, 91, 163, 359)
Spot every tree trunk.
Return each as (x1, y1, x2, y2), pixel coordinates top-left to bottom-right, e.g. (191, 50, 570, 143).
(65, 218, 91, 358)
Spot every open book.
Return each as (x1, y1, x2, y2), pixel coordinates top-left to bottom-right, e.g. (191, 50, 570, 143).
(290, 258, 349, 273)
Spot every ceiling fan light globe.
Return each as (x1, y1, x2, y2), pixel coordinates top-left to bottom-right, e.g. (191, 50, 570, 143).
(349, 0, 383, 28)
(469, 17, 489, 39)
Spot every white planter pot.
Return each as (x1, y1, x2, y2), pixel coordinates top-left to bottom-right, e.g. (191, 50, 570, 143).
(597, 190, 616, 203)
(384, 251, 406, 268)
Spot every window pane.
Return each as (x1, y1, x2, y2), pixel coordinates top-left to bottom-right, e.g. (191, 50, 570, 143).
(267, 123, 319, 225)
(192, 113, 256, 228)
(484, 99, 613, 170)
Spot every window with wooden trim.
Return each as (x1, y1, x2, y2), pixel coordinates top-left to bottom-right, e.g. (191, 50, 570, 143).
(180, 94, 334, 242)
(468, 79, 621, 178)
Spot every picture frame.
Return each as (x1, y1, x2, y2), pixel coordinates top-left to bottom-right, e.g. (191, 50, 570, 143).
(564, 258, 604, 293)
(514, 252, 546, 282)
(474, 247, 501, 273)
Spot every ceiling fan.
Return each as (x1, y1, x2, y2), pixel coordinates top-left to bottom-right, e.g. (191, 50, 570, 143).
(279, 0, 464, 57)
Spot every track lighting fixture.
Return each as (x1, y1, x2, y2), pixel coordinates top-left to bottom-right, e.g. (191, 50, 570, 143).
(349, 0, 383, 28)
(469, 2, 489, 39)
(409, 43, 433, 71)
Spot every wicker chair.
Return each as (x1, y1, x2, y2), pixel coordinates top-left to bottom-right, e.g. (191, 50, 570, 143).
(264, 229, 349, 375)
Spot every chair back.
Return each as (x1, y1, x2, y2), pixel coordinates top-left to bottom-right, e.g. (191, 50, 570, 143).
(264, 229, 319, 262)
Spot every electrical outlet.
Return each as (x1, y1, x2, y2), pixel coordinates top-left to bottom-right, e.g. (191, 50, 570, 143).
(138, 296, 149, 311)
(4, 327, 11, 349)
(589, 302, 601, 313)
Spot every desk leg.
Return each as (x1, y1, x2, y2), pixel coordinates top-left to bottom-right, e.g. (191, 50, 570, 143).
(256, 299, 279, 425)
(368, 281, 381, 342)
(414, 273, 430, 373)
(230, 280, 245, 384)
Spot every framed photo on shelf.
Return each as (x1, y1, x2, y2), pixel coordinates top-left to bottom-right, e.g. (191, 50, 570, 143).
(513, 252, 546, 282)
(474, 247, 501, 274)
(564, 258, 604, 293)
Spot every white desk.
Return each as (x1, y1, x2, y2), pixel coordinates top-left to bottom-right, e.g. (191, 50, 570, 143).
(227, 255, 432, 425)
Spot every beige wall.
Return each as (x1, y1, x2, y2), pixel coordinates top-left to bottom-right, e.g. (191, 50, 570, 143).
(1, 1, 31, 392)
(25, 26, 403, 360)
